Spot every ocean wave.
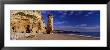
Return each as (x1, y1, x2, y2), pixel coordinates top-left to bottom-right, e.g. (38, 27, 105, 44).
(67, 34, 100, 39)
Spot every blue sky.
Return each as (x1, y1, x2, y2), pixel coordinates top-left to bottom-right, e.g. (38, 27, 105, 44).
(41, 10, 100, 32)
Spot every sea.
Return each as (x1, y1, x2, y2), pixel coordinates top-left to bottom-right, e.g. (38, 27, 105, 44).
(57, 32, 100, 38)
(73, 32, 100, 37)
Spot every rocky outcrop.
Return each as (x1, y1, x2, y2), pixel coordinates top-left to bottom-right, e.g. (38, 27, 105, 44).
(47, 14, 53, 34)
(10, 10, 46, 34)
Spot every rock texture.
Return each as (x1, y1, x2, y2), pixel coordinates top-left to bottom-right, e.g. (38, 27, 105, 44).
(10, 10, 46, 34)
(47, 14, 53, 34)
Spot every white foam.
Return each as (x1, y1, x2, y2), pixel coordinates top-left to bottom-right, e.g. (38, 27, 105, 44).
(68, 34, 100, 39)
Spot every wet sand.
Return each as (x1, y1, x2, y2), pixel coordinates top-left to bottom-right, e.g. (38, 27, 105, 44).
(11, 33, 100, 40)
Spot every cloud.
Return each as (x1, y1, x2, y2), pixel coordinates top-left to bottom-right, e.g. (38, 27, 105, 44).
(54, 24, 100, 32)
(75, 25, 99, 30)
(70, 11, 74, 14)
(81, 26, 100, 29)
(81, 24, 87, 26)
(75, 24, 99, 29)
(58, 11, 63, 13)
(88, 11, 94, 14)
(54, 21, 67, 25)
(54, 25, 75, 31)
(95, 13, 99, 15)
(75, 13, 78, 15)
(60, 13, 67, 18)
(41, 11, 49, 14)
(84, 14, 89, 16)
(63, 12, 67, 15)
(60, 16, 65, 18)
(75, 24, 88, 27)
(63, 11, 68, 12)
(73, 11, 82, 15)
(78, 11, 82, 14)
(58, 13, 65, 18)
(69, 11, 74, 15)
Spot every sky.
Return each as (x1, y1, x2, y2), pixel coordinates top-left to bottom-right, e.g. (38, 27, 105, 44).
(41, 10, 100, 32)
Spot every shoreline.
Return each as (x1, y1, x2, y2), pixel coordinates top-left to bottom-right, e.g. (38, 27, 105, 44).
(11, 33, 100, 40)
(67, 34, 100, 39)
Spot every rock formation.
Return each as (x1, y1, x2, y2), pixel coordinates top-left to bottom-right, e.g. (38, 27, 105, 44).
(10, 10, 46, 34)
(47, 14, 53, 34)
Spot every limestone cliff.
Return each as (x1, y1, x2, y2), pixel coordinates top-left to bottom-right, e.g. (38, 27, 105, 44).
(10, 10, 46, 34)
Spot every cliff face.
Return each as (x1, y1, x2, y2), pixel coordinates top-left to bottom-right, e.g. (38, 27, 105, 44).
(10, 10, 46, 34)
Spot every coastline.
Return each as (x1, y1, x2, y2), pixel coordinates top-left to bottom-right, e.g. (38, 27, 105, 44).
(11, 33, 100, 40)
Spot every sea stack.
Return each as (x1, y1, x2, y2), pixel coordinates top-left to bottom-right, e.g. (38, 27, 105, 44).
(47, 14, 53, 34)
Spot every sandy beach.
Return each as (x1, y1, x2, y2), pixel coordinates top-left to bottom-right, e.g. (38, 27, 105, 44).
(11, 33, 100, 40)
